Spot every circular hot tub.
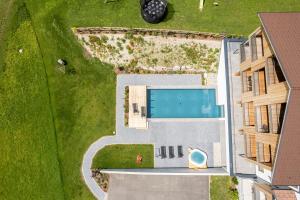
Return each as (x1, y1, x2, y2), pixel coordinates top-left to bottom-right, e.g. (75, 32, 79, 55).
(189, 149, 208, 168)
(140, 0, 168, 24)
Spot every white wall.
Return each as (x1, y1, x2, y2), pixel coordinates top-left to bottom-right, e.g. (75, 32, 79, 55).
(217, 40, 226, 106)
(237, 177, 254, 200)
(256, 166, 272, 183)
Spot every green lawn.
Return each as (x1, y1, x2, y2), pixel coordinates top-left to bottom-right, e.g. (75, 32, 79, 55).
(66, 0, 300, 35)
(0, 0, 299, 199)
(210, 176, 239, 200)
(0, 7, 64, 199)
(92, 145, 154, 169)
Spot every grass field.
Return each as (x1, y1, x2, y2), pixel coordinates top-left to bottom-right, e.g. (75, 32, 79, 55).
(66, 0, 300, 35)
(0, 6, 64, 199)
(92, 145, 154, 169)
(0, 0, 299, 199)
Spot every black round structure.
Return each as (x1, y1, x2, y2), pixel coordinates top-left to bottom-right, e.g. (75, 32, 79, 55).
(140, 0, 167, 24)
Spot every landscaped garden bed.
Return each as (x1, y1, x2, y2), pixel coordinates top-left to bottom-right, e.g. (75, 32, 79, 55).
(92, 170, 110, 192)
(74, 28, 221, 74)
(124, 86, 129, 126)
(210, 176, 239, 200)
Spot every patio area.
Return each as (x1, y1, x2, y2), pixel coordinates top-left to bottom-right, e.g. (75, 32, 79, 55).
(116, 74, 227, 168)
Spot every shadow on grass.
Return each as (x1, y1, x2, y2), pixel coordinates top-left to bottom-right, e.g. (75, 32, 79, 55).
(163, 2, 174, 22)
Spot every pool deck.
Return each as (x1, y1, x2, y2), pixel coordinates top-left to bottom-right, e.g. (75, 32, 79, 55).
(128, 85, 147, 129)
(116, 74, 227, 168)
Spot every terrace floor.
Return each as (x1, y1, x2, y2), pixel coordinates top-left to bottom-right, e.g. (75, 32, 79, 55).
(224, 40, 256, 174)
(116, 74, 227, 168)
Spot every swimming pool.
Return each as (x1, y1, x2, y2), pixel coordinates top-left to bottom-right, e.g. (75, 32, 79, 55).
(147, 89, 223, 118)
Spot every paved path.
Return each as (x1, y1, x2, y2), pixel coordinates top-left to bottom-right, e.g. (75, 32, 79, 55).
(82, 134, 151, 200)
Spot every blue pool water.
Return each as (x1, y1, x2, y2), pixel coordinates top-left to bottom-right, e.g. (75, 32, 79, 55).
(147, 89, 223, 118)
(191, 151, 206, 164)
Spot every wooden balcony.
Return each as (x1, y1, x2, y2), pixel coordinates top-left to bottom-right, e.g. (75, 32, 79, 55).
(241, 91, 253, 103)
(254, 82, 288, 106)
(241, 155, 272, 171)
(240, 59, 251, 72)
(243, 126, 256, 135)
(254, 183, 273, 200)
(256, 133, 279, 146)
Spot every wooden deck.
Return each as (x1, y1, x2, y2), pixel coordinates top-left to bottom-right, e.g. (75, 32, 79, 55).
(128, 85, 148, 129)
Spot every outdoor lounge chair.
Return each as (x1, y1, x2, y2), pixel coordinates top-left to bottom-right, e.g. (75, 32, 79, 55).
(132, 103, 139, 114)
(169, 146, 175, 158)
(177, 145, 183, 158)
(141, 106, 146, 118)
(161, 146, 167, 159)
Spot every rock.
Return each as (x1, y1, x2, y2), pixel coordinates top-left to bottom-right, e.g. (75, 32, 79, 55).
(57, 59, 66, 65)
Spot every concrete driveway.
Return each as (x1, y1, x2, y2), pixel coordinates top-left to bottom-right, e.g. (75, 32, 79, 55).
(107, 174, 209, 200)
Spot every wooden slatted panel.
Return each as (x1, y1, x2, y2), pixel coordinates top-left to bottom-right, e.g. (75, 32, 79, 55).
(249, 102, 255, 125)
(263, 144, 271, 163)
(256, 36, 264, 58)
(261, 105, 269, 132)
(259, 70, 266, 95)
(262, 31, 272, 58)
(270, 104, 280, 133)
(256, 106, 262, 132)
(266, 57, 278, 85)
(271, 145, 276, 163)
(257, 142, 264, 162)
(243, 103, 249, 126)
(251, 35, 257, 61)
(245, 134, 257, 158)
(253, 72, 259, 96)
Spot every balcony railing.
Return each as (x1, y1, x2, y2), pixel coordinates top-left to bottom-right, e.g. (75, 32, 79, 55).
(240, 42, 250, 63)
(250, 35, 264, 62)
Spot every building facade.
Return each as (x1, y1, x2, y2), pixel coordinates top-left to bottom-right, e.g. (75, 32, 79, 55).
(237, 12, 300, 200)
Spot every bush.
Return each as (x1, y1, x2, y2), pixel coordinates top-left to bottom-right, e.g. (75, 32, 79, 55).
(232, 176, 238, 185)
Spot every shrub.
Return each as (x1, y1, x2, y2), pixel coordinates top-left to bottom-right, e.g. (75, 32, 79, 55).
(231, 176, 239, 185)
(100, 35, 109, 43)
(124, 32, 134, 40)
